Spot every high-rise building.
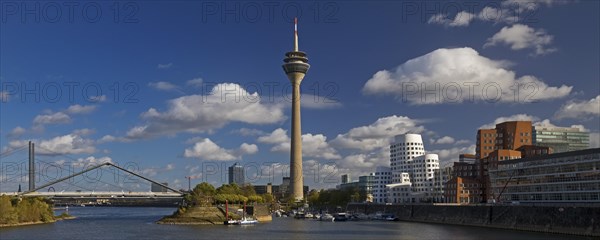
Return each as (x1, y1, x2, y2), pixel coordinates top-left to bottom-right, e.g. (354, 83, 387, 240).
(475, 121, 532, 202)
(476, 129, 496, 159)
(390, 134, 426, 183)
(533, 126, 590, 153)
(282, 18, 310, 201)
(388, 134, 440, 203)
(228, 163, 244, 185)
(495, 121, 532, 150)
(341, 174, 350, 184)
(476, 121, 532, 159)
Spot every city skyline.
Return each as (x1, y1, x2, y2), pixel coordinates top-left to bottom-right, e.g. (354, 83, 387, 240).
(1, 1, 599, 192)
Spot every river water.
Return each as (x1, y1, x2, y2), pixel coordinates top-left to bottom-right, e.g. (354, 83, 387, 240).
(0, 207, 589, 240)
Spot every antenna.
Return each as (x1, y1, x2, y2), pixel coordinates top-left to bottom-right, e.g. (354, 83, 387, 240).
(294, 17, 298, 52)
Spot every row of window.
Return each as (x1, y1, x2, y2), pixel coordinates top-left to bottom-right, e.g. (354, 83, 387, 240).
(391, 142, 423, 147)
(391, 147, 424, 153)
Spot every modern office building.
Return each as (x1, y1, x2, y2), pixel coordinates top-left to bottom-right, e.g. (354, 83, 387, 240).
(444, 158, 481, 204)
(488, 148, 600, 203)
(386, 173, 412, 203)
(341, 174, 350, 184)
(390, 134, 426, 183)
(372, 167, 392, 203)
(475, 121, 533, 202)
(387, 134, 440, 203)
(228, 163, 245, 185)
(516, 145, 553, 158)
(495, 121, 533, 150)
(338, 175, 374, 198)
(533, 126, 590, 153)
(433, 164, 453, 202)
(444, 177, 482, 204)
(476, 129, 497, 159)
(476, 121, 532, 159)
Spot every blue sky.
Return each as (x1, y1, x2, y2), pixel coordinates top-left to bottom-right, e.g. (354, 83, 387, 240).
(1, 0, 599, 192)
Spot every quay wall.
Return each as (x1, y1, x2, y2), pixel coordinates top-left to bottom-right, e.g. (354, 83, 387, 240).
(347, 204, 599, 237)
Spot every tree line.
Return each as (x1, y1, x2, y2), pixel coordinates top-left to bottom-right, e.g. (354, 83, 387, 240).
(0, 195, 55, 225)
(184, 182, 274, 207)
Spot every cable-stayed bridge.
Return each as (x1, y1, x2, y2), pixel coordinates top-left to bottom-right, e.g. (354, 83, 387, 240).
(0, 142, 184, 206)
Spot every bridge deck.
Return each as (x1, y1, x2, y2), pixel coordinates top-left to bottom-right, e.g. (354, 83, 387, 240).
(1, 191, 183, 197)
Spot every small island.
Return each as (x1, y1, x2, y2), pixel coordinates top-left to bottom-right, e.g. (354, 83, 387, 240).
(157, 182, 273, 225)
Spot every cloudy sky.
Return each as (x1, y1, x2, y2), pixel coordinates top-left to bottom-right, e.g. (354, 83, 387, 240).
(1, 0, 599, 191)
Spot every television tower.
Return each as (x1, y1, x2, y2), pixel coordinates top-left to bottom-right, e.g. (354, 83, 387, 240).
(282, 18, 310, 201)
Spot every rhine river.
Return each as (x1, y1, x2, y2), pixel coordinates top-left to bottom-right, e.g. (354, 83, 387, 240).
(0, 207, 591, 239)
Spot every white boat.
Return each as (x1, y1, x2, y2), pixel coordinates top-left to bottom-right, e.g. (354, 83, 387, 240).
(320, 213, 334, 221)
(305, 213, 314, 218)
(238, 217, 258, 225)
(224, 219, 238, 225)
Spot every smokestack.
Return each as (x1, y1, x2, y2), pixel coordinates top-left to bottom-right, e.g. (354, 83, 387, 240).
(29, 141, 35, 191)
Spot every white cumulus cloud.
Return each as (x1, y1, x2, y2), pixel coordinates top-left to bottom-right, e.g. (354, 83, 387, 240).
(428, 11, 476, 27)
(183, 138, 258, 161)
(554, 95, 600, 120)
(258, 128, 341, 160)
(33, 112, 71, 125)
(66, 104, 96, 114)
(125, 83, 285, 139)
(7, 126, 26, 139)
(434, 136, 455, 144)
(331, 115, 425, 151)
(5, 134, 96, 156)
(485, 24, 557, 56)
(363, 48, 571, 104)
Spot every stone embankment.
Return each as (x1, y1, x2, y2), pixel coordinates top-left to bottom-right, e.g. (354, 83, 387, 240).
(346, 203, 599, 237)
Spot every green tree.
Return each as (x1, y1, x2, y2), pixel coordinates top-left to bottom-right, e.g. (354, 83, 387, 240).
(240, 184, 256, 197)
(217, 184, 242, 195)
(307, 189, 320, 205)
(193, 182, 216, 196)
(0, 195, 16, 224)
(261, 193, 274, 203)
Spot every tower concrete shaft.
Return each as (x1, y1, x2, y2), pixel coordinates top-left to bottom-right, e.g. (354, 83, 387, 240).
(282, 18, 309, 201)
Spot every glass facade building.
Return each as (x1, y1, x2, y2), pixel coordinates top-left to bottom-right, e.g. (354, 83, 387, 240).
(533, 126, 590, 153)
(228, 163, 245, 185)
(489, 148, 600, 203)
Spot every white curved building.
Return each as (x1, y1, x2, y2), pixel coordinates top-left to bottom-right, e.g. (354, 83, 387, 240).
(390, 134, 425, 183)
(388, 134, 440, 203)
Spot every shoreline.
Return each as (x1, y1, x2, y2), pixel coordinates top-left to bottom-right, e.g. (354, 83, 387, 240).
(0, 216, 77, 228)
(0, 220, 56, 228)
